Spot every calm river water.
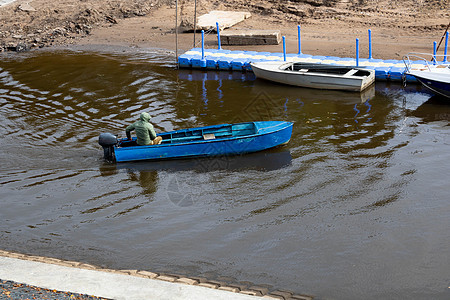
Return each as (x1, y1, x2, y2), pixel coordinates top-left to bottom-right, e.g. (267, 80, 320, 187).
(1, 48, 449, 299)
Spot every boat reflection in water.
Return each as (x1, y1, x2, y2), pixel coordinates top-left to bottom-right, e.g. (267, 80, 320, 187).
(411, 95, 450, 122)
(99, 149, 292, 205)
(177, 68, 376, 105)
(100, 148, 292, 175)
(177, 69, 256, 82)
(252, 79, 376, 104)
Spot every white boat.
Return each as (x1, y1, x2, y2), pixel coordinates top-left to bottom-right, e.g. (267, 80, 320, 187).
(403, 53, 450, 99)
(250, 61, 375, 92)
(252, 79, 376, 104)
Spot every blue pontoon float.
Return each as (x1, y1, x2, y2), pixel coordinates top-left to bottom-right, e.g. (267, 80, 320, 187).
(98, 121, 293, 162)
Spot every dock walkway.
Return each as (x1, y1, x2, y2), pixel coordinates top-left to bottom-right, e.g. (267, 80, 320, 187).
(178, 48, 443, 83)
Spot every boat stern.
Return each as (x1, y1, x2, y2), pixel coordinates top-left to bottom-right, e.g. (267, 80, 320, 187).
(360, 68, 376, 91)
(98, 133, 118, 162)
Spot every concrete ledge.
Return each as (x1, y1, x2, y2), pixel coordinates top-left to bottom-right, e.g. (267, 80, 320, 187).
(0, 256, 267, 300)
(0, 250, 313, 300)
(196, 11, 251, 31)
(220, 30, 281, 45)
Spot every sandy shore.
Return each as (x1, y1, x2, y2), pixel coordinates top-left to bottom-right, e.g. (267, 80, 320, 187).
(1, 0, 449, 59)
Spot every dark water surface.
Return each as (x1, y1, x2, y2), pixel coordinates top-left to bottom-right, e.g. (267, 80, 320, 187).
(1, 49, 449, 300)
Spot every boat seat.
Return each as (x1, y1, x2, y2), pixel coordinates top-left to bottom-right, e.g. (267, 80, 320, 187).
(203, 133, 216, 140)
(161, 132, 231, 144)
(344, 69, 358, 76)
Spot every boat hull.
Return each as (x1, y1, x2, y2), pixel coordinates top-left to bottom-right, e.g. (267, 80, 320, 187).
(403, 53, 450, 99)
(250, 61, 375, 92)
(109, 121, 293, 163)
(409, 71, 450, 99)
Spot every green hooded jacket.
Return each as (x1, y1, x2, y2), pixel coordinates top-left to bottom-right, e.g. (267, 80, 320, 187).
(125, 112, 157, 145)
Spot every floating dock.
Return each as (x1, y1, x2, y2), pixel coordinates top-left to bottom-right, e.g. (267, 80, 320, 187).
(178, 48, 427, 83)
(176, 22, 449, 83)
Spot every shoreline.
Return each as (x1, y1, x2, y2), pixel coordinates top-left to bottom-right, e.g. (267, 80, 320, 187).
(1, 1, 449, 60)
(75, 8, 449, 61)
(0, 249, 311, 299)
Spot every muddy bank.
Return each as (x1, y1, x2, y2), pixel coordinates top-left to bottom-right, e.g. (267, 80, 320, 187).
(0, 0, 162, 51)
(0, 1, 449, 58)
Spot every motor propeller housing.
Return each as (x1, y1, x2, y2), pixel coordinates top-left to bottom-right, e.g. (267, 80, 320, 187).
(98, 133, 117, 161)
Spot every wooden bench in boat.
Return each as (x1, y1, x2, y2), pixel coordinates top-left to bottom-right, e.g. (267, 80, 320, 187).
(159, 123, 257, 144)
(343, 69, 359, 76)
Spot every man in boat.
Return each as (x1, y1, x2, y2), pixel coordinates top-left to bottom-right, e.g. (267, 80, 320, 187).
(126, 112, 162, 145)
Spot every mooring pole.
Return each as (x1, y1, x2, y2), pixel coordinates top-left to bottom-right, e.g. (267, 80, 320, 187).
(193, 0, 197, 48)
(433, 41, 437, 64)
(436, 22, 450, 53)
(368, 29, 372, 59)
(216, 22, 222, 50)
(201, 30, 205, 60)
(443, 31, 449, 63)
(283, 36, 287, 61)
(356, 38, 359, 66)
(175, 0, 178, 66)
(297, 25, 302, 55)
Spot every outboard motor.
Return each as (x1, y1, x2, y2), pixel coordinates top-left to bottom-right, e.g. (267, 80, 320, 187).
(98, 133, 117, 162)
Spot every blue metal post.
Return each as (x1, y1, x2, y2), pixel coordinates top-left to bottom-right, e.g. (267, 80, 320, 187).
(283, 36, 286, 61)
(444, 31, 449, 63)
(201, 30, 205, 59)
(368, 29, 372, 59)
(356, 38, 359, 66)
(297, 25, 302, 54)
(216, 22, 221, 50)
(433, 41, 437, 64)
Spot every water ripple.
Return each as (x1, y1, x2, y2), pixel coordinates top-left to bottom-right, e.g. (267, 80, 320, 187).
(1, 51, 449, 300)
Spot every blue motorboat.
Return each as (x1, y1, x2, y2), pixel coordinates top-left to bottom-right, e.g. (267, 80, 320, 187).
(408, 69, 450, 99)
(98, 121, 293, 162)
(403, 53, 450, 99)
